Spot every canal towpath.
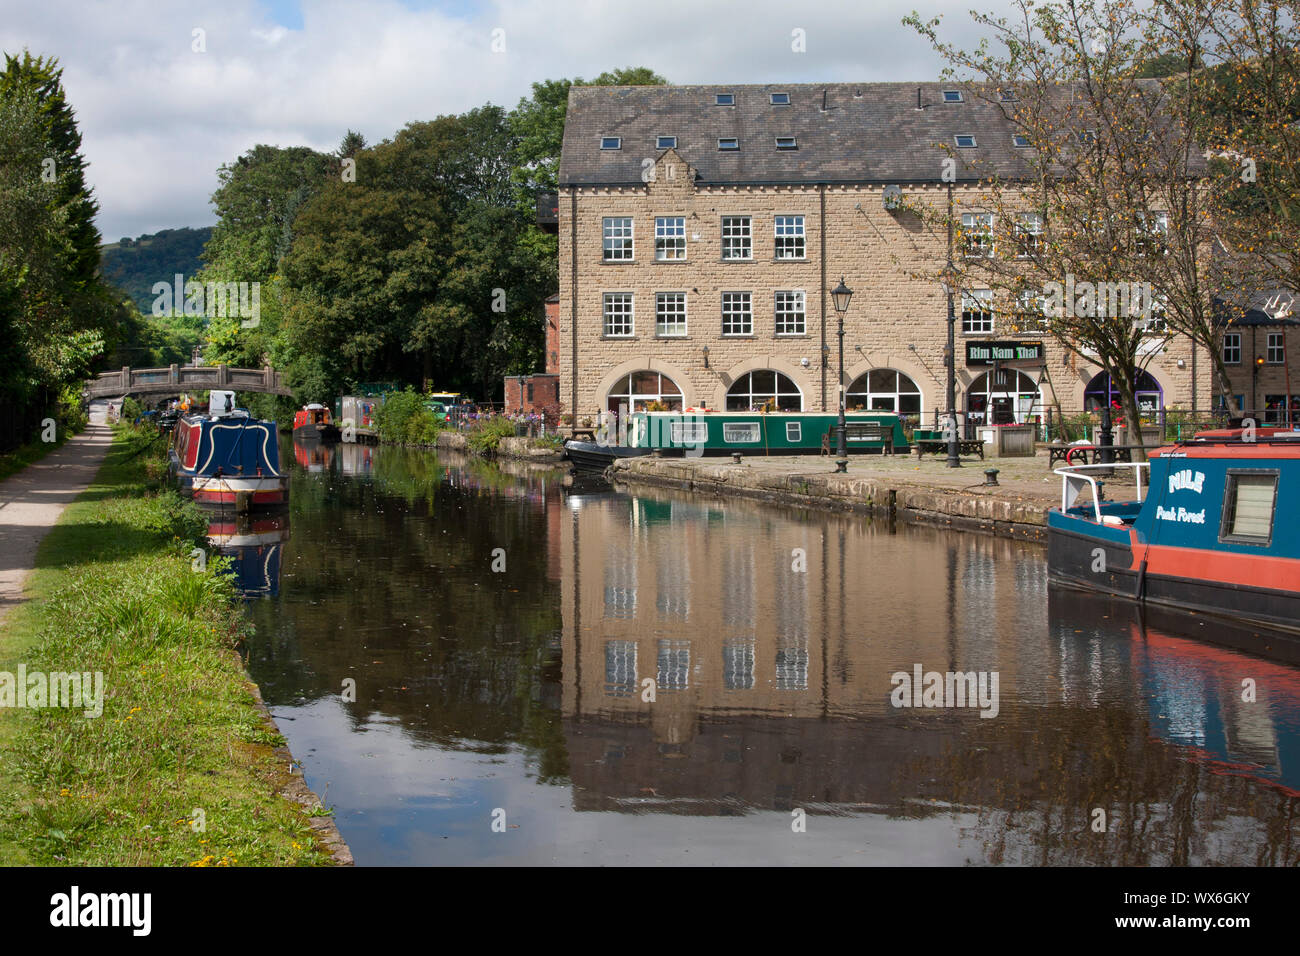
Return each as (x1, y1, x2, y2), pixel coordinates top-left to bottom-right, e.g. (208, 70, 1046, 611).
(608, 448, 1143, 538)
(0, 425, 113, 624)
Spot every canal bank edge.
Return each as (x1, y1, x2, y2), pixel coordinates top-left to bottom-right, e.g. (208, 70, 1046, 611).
(608, 456, 1049, 540)
(434, 430, 564, 462)
(243, 678, 354, 866)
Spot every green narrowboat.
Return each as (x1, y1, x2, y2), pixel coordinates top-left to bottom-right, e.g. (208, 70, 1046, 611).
(625, 411, 908, 455)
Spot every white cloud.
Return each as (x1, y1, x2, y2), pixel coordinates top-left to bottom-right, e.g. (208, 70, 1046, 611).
(0, 0, 988, 240)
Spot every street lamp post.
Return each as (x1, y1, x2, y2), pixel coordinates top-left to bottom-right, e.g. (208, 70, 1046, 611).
(941, 260, 961, 468)
(831, 278, 853, 474)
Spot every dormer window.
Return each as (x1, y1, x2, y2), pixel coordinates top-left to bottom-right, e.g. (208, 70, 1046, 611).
(601, 136, 621, 150)
(955, 134, 977, 148)
(715, 93, 735, 105)
(1000, 89, 1017, 102)
(718, 137, 739, 150)
(657, 135, 677, 150)
(1012, 134, 1030, 148)
(770, 92, 790, 105)
(775, 136, 797, 150)
(943, 90, 963, 103)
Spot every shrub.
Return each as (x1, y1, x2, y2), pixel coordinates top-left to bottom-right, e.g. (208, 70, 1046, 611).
(373, 388, 442, 445)
(466, 416, 518, 455)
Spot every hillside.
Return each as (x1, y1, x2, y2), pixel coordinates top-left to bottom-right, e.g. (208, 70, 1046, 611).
(100, 226, 213, 314)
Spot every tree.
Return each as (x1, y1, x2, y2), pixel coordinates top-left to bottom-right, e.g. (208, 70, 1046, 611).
(906, 0, 1237, 445)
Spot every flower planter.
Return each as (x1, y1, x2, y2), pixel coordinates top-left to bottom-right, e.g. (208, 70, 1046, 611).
(981, 423, 1036, 457)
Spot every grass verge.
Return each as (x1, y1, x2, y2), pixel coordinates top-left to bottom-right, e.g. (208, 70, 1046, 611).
(0, 425, 336, 866)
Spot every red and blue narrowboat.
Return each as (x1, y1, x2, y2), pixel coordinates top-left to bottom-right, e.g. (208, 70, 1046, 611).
(1049, 427, 1300, 646)
(169, 390, 289, 510)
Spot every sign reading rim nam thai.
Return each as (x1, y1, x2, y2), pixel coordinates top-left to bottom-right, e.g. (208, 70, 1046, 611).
(965, 341, 1045, 366)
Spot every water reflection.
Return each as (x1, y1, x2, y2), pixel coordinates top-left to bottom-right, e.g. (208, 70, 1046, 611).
(207, 513, 289, 599)
(242, 441, 1300, 865)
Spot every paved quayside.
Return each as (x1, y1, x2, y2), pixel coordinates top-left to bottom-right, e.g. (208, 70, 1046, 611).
(608, 449, 1144, 539)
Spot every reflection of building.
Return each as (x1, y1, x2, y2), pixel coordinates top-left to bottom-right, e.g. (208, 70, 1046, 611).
(557, 83, 1211, 426)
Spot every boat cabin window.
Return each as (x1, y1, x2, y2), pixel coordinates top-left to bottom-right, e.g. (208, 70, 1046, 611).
(786, 422, 801, 442)
(723, 422, 761, 443)
(670, 421, 709, 444)
(1219, 470, 1278, 546)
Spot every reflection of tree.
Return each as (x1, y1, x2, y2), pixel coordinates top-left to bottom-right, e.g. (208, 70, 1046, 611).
(244, 441, 569, 781)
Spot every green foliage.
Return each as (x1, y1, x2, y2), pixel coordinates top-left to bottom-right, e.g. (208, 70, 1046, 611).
(0, 428, 335, 866)
(99, 227, 213, 314)
(373, 389, 443, 445)
(466, 415, 518, 455)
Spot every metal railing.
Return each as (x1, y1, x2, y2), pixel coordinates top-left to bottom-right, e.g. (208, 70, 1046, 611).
(1053, 461, 1150, 523)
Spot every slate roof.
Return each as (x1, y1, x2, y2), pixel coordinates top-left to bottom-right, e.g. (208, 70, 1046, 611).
(559, 83, 1041, 187)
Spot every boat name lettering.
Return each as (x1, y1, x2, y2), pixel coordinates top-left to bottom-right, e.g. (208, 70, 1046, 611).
(1155, 505, 1206, 524)
(1168, 468, 1206, 495)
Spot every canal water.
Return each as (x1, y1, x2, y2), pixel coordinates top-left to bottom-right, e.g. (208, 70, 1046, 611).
(220, 438, 1300, 865)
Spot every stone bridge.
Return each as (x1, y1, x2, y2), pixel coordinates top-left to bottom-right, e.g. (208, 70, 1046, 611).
(83, 365, 292, 400)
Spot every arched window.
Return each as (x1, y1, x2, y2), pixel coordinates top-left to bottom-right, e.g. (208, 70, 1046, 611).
(726, 370, 803, 411)
(606, 371, 683, 413)
(1084, 369, 1163, 414)
(966, 369, 1043, 425)
(846, 369, 923, 418)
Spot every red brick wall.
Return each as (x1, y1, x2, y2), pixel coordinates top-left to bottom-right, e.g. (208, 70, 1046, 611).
(503, 374, 561, 420)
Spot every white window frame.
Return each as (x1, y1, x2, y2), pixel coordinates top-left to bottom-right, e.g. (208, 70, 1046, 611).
(1015, 212, 1043, 257)
(962, 289, 994, 334)
(602, 217, 633, 261)
(955, 134, 977, 148)
(670, 421, 708, 444)
(1223, 331, 1242, 365)
(721, 216, 752, 260)
(774, 215, 806, 259)
(655, 291, 687, 337)
(603, 292, 634, 337)
(1267, 331, 1285, 364)
(657, 135, 676, 149)
(961, 212, 994, 258)
(722, 291, 753, 336)
(774, 290, 806, 335)
(1015, 289, 1050, 333)
(723, 422, 761, 443)
(655, 216, 686, 261)
(600, 136, 621, 150)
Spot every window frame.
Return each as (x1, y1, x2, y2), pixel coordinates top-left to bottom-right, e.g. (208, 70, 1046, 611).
(961, 211, 995, 258)
(602, 217, 634, 262)
(602, 292, 635, 338)
(1218, 469, 1279, 547)
(654, 216, 687, 261)
(721, 291, 753, 336)
(721, 215, 752, 261)
(1223, 331, 1242, 365)
(774, 289, 806, 336)
(656, 135, 677, 150)
(715, 93, 735, 106)
(961, 289, 995, 335)
(655, 291, 688, 337)
(955, 134, 977, 148)
(775, 136, 798, 150)
(718, 137, 739, 150)
(770, 92, 790, 105)
(1267, 331, 1285, 364)
(600, 136, 621, 150)
(943, 90, 964, 103)
(774, 215, 807, 260)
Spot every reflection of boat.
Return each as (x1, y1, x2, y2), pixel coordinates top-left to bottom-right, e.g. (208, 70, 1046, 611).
(169, 390, 289, 510)
(293, 439, 335, 473)
(206, 513, 290, 599)
(1048, 428, 1300, 648)
(293, 403, 341, 443)
(1049, 587, 1300, 794)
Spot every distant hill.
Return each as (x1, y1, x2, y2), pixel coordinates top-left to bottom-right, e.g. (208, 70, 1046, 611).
(100, 227, 213, 314)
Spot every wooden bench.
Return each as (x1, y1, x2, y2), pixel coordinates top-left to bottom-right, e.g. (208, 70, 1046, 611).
(1048, 444, 1134, 466)
(914, 438, 985, 460)
(827, 422, 894, 454)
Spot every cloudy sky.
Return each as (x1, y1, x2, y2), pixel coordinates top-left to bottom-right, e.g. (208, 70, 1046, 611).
(1, 0, 998, 241)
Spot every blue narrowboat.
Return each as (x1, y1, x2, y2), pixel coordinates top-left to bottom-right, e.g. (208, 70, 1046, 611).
(169, 390, 289, 510)
(1049, 427, 1300, 646)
